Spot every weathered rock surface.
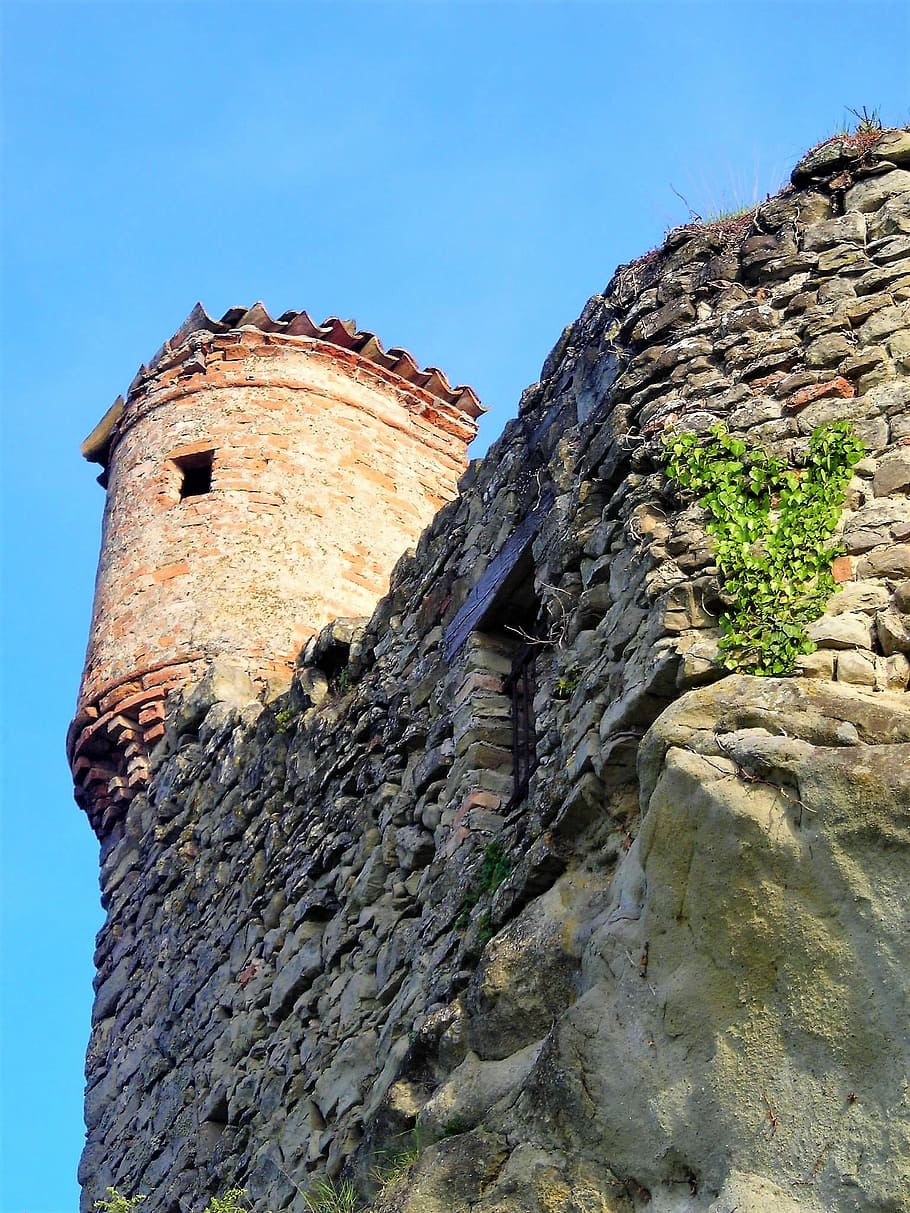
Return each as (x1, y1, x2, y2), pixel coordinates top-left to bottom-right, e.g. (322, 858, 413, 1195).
(512, 678, 910, 1211)
(78, 129, 910, 1213)
(370, 679, 910, 1211)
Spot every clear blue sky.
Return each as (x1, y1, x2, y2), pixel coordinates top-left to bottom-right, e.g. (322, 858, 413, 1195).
(1, 2, 907, 1210)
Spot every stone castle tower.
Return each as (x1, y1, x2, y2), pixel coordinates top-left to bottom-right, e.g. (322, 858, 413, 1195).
(68, 303, 481, 835)
(75, 130, 910, 1213)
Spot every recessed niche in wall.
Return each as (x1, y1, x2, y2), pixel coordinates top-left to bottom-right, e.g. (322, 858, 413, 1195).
(466, 543, 543, 809)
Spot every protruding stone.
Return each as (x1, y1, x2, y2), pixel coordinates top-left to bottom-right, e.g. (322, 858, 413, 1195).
(878, 652, 910, 691)
(876, 607, 910, 656)
(827, 580, 890, 613)
(795, 650, 836, 680)
(858, 544, 910, 579)
(845, 169, 910, 214)
(874, 129, 910, 165)
(873, 453, 910, 497)
(802, 211, 867, 251)
(807, 612, 873, 650)
(835, 649, 876, 685)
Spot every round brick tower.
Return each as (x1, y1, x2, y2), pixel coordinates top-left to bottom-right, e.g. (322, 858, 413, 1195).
(68, 303, 482, 835)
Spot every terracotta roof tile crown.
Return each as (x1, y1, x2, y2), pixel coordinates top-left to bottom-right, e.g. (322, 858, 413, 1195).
(137, 302, 483, 416)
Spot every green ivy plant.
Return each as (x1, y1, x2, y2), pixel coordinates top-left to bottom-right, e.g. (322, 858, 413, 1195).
(660, 420, 865, 676)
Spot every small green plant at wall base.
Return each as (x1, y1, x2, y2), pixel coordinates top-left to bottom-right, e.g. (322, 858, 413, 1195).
(94, 1191, 146, 1213)
(371, 1126, 425, 1187)
(332, 668, 353, 696)
(303, 1176, 361, 1213)
(660, 421, 865, 676)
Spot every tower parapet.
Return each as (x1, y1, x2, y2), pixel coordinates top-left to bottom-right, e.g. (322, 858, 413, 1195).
(68, 304, 481, 835)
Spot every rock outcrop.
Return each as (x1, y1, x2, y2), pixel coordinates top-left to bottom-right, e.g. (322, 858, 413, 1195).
(79, 128, 910, 1212)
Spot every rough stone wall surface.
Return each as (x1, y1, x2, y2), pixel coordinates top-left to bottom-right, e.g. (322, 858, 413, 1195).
(79, 130, 910, 1213)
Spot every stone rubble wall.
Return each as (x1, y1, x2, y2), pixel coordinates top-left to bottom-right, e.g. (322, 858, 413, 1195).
(80, 130, 910, 1213)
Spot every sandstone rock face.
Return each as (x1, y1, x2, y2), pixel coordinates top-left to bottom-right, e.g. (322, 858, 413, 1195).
(505, 678, 910, 1212)
(78, 130, 910, 1213)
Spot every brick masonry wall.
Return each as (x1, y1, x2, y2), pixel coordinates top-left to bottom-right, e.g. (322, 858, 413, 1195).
(77, 130, 910, 1212)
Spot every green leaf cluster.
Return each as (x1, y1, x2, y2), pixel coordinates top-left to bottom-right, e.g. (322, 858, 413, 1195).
(477, 841, 510, 895)
(455, 842, 511, 931)
(553, 670, 580, 700)
(660, 421, 864, 676)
